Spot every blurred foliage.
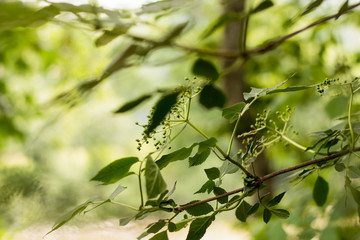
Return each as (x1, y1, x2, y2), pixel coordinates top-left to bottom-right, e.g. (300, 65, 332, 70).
(0, 0, 360, 239)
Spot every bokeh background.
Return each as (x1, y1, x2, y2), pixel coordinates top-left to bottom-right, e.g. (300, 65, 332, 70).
(1, 0, 360, 239)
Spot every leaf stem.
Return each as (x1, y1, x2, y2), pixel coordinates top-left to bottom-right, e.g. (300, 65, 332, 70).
(187, 119, 253, 177)
(348, 84, 355, 150)
(110, 201, 139, 211)
(226, 97, 258, 156)
(279, 132, 315, 153)
(267, 126, 318, 154)
(138, 160, 145, 209)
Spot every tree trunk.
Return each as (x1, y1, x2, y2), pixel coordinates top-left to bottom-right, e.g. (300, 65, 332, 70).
(222, 0, 273, 194)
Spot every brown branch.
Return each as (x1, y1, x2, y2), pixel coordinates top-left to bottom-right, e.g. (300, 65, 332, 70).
(175, 146, 360, 212)
(173, 44, 243, 59)
(176, 187, 245, 212)
(174, 2, 360, 59)
(261, 146, 360, 182)
(247, 2, 360, 56)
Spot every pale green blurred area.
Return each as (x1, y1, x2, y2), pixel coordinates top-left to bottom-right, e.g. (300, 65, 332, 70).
(1, 0, 360, 239)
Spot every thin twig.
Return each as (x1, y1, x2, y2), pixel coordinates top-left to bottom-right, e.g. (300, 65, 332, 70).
(260, 146, 360, 182)
(247, 2, 360, 56)
(174, 2, 360, 59)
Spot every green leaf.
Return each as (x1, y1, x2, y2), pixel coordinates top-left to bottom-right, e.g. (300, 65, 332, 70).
(174, 219, 192, 232)
(201, 12, 242, 39)
(90, 157, 138, 185)
(349, 185, 360, 205)
(270, 209, 290, 219)
(186, 216, 215, 240)
(219, 161, 239, 175)
(140, 0, 187, 14)
(192, 59, 219, 82)
(156, 144, 197, 169)
(184, 201, 214, 216)
(251, 0, 274, 14)
(325, 96, 347, 119)
(213, 187, 228, 204)
(198, 138, 217, 153)
(267, 85, 316, 94)
(145, 156, 167, 199)
(263, 208, 272, 224)
(222, 102, 246, 123)
(168, 222, 177, 232)
(243, 79, 288, 100)
(300, 0, 324, 16)
(348, 166, 360, 178)
(165, 181, 177, 199)
(336, 0, 349, 19)
(248, 203, 260, 215)
(229, 195, 241, 202)
(189, 150, 211, 167)
(149, 230, 169, 240)
(95, 26, 131, 47)
(147, 220, 166, 234)
(114, 94, 152, 113)
(137, 231, 149, 240)
(194, 180, 216, 194)
(47, 197, 97, 235)
(200, 84, 226, 109)
(267, 192, 286, 207)
(161, 22, 188, 43)
(136, 209, 152, 220)
(109, 184, 126, 200)
(335, 163, 346, 172)
(235, 200, 251, 222)
(100, 44, 142, 80)
(51, 2, 123, 16)
(145, 91, 181, 136)
(119, 215, 135, 226)
(313, 176, 329, 206)
(204, 168, 220, 180)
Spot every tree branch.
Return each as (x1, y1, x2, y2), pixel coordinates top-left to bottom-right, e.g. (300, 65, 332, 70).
(176, 146, 360, 212)
(173, 2, 360, 59)
(176, 187, 245, 212)
(247, 2, 360, 56)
